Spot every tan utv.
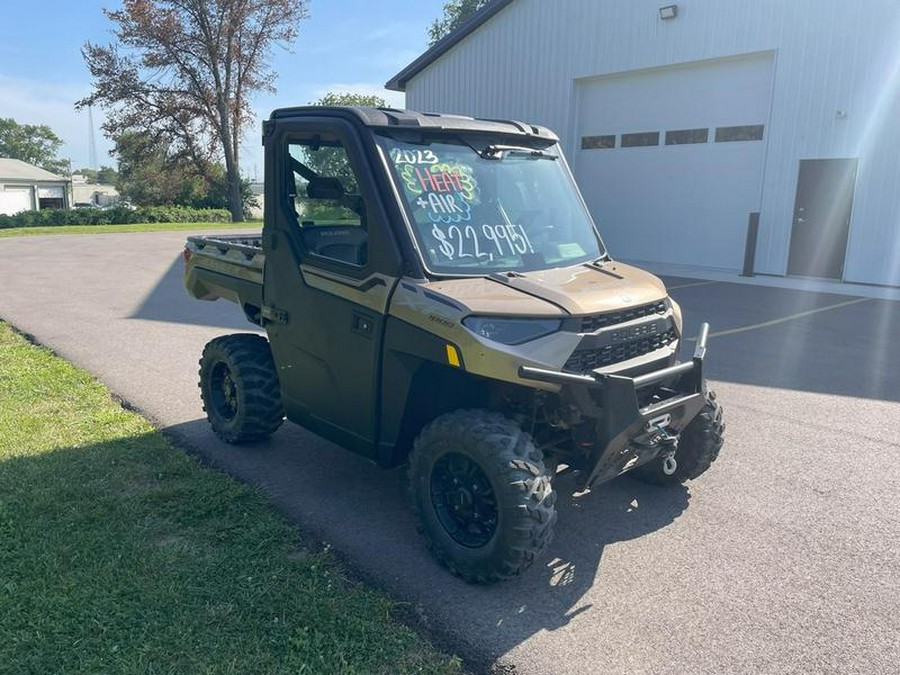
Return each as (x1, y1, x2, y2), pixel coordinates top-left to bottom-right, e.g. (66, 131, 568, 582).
(183, 106, 725, 584)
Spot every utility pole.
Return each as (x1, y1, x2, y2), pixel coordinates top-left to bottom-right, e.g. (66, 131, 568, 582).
(67, 158, 73, 209)
(88, 106, 98, 170)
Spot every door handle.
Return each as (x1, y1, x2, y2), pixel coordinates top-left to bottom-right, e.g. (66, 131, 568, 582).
(351, 311, 374, 338)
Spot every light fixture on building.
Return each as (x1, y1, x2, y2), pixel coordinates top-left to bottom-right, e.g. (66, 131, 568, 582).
(659, 5, 678, 20)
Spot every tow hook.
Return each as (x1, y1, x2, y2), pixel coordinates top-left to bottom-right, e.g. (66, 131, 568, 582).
(653, 422, 679, 476)
(662, 449, 678, 475)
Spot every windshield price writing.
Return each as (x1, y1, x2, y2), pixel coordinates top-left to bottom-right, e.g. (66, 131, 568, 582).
(431, 223, 535, 260)
(382, 135, 603, 273)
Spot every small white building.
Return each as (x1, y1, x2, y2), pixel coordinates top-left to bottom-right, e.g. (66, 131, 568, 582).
(71, 174, 120, 208)
(388, 0, 900, 287)
(0, 158, 69, 215)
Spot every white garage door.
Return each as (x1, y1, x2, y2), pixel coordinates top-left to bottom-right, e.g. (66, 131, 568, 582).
(0, 187, 32, 216)
(574, 53, 775, 270)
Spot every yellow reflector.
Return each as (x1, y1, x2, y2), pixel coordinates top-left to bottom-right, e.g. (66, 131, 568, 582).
(446, 344, 461, 368)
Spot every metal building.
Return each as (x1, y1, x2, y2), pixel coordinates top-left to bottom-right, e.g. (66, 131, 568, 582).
(0, 159, 69, 215)
(387, 0, 900, 287)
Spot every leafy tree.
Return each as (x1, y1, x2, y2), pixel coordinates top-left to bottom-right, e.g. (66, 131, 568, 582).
(79, 0, 308, 222)
(113, 132, 207, 207)
(301, 92, 389, 191)
(75, 165, 120, 184)
(76, 168, 98, 182)
(314, 92, 388, 108)
(0, 118, 69, 175)
(428, 0, 490, 45)
(113, 131, 254, 213)
(97, 166, 120, 185)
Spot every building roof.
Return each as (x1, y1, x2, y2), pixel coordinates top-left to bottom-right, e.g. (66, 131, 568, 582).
(0, 158, 67, 183)
(385, 0, 516, 92)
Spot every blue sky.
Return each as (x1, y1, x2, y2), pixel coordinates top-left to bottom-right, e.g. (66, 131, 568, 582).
(0, 0, 445, 175)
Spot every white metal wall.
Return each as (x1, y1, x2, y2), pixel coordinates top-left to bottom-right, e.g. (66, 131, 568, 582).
(405, 0, 900, 286)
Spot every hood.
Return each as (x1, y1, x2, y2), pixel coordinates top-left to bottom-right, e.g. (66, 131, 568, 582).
(424, 262, 668, 316)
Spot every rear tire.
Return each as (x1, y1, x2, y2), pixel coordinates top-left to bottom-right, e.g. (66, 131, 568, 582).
(630, 390, 725, 486)
(199, 334, 284, 443)
(409, 410, 557, 584)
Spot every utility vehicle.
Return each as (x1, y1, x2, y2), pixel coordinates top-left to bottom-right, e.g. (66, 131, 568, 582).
(183, 106, 725, 583)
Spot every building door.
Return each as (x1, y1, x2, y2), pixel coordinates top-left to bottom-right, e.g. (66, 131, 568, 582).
(0, 187, 32, 215)
(573, 52, 775, 270)
(262, 119, 400, 460)
(787, 159, 857, 279)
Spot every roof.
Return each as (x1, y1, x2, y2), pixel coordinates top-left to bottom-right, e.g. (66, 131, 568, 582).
(0, 158, 66, 183)
(268, 106, 557, 141)
(385, 0, 516, 92)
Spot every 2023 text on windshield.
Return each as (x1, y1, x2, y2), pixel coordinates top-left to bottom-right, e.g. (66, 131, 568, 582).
(377, 134, 606, 276)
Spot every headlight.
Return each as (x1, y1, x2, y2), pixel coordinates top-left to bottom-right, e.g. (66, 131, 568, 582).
(463, 316, 561, 345)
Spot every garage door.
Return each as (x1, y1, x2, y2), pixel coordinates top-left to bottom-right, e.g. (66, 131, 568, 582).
(0, 187, 32, 216)
(574, 53, 775, 270)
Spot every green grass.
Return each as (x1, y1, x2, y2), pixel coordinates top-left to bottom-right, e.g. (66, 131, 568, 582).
(0, 222, 261, 238)
(0, 323, 462, 675)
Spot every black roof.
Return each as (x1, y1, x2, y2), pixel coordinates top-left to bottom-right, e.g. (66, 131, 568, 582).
(268, 106, 557, 141)
(385, 0, 516, 92)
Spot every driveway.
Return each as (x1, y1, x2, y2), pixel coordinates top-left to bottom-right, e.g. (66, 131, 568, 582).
(1, 231, 898, 674)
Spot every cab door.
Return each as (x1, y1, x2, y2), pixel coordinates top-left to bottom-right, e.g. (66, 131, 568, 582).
(262, 117, 402, 457)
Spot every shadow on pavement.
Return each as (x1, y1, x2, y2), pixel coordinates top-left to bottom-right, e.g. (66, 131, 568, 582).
(129, 255, 254, 331)
(160, 416, 689, 670)
(667, 278, 900, 402)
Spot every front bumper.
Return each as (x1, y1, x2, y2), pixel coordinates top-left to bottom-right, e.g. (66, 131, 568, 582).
(519, 323, 711, 489)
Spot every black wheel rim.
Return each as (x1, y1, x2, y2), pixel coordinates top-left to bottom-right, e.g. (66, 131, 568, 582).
(430, 452, 498, 549)
(209, 361, 238, 422)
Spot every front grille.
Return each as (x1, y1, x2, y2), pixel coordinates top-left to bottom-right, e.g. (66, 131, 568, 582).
(578, 300, 667, 333)
(563, 328, 678, 372)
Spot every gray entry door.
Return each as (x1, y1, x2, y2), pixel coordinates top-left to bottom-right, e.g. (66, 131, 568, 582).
(787, 159, 858, 279)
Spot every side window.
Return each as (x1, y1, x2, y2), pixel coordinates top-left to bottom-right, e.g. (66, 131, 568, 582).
(287, 137, 368, 266)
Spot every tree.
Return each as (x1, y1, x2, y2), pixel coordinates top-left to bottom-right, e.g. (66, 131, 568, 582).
(75, 166, 120, 184)
(113, 131, 255, 213)
(76, 168, 98, 182)
(113, 132, 206, 206)
(0, 118, 69, 175)
(79, 0, 308, 222)
(313, 92, 388, 108)
(428, 0, 490, 45)
(302, 91, 388, 190)
(97, 166, 120, 185)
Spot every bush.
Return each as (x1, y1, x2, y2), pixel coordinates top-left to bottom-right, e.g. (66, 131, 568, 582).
(0, 206, 232, 229)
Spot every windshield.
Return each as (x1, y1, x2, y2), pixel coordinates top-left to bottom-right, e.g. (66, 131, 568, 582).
(378, 135, 605, 275)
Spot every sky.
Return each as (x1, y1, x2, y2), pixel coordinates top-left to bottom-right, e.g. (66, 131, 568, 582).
(0, 0, 446, 177)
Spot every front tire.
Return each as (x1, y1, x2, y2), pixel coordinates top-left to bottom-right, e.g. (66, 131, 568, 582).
(630, 390, 725, 486)
(409, 410, 557, 584)
(199, 334, 284, 443)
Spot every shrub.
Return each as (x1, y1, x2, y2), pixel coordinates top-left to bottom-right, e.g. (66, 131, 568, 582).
(0, 206, 232, 229)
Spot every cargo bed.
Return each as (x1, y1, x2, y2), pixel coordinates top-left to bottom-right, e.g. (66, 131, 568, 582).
(183, 234, 265, 321)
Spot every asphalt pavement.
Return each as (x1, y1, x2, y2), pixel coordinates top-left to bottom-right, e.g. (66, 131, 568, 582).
(1, 230, 898, 674)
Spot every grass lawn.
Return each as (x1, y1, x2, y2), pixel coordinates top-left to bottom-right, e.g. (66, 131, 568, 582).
(0, 322, 461, 674)
(0, 222, 261, 238)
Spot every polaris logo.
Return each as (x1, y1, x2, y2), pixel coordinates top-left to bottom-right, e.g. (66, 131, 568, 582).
(609, 323, 660, 344)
